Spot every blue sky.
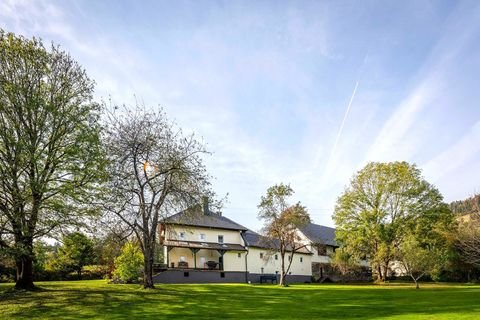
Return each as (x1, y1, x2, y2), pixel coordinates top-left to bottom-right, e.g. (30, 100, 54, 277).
(2, 0, 480, 231)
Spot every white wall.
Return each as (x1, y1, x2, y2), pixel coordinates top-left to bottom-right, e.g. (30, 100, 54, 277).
(165, 225, 244, 245)
(247, 247, 312, 276)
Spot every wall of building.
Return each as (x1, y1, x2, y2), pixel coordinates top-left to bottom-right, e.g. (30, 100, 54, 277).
(246, 247, 312, 276)
(165, 225, 244, 245)
(223, 251, 247, 272)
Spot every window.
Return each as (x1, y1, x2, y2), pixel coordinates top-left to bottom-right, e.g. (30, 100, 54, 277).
(220, 272, 225, 278)
(288, 255, 291, 261)
(275, 254, 278, 260)
(218, 235, 224, 244)
(180, 256, 185, 262)
(179, 232, 185, 240)
(261, 267, 264, 274)
(184, 272, 189, 277)
(300, 257, 303, 263)
(199, 233, 206, 241)
(237, 253, 241, 258)
(260, 252, 264, 259)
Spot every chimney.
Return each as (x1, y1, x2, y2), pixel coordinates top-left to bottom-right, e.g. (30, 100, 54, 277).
(202, 196, 209, 215)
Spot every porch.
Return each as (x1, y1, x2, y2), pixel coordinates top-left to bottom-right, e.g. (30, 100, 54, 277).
(163, 239, 247, 271)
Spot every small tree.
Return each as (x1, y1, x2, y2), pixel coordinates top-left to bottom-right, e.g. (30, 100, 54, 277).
(54, 232, 95, 279)
(398, 235, 446, 289)
(258, 183, 311, 286)
(113, 242, 143, 283)
(331, 247, 357, 280)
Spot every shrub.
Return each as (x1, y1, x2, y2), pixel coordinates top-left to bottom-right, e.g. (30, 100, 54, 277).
(113, 242, 143, 283)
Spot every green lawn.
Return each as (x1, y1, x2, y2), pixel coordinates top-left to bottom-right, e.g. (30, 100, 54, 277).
(1, 281, 479, 319)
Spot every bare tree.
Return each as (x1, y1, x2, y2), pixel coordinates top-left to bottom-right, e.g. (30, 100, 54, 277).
(102, 106, 212, 288)
(0, 30, 104, 290)
(258, 183, 311, 286)
(456, 194, 480, 268)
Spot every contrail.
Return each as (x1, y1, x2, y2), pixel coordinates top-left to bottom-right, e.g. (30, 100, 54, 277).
(328, 79, 359, 160)
(312, 52, 369, 194)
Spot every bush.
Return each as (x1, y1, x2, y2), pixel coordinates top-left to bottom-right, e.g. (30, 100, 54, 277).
(113, 242, 143, 283)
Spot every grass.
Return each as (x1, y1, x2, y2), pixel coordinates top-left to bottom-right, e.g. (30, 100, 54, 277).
(1, 281, 480, 319)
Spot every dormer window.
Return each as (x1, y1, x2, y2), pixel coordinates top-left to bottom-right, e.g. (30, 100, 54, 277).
(179, 232, 185, 240)
(218, 235, 224, 244)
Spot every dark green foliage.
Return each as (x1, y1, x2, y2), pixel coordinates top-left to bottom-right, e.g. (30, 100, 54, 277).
(51, 232, 95, 279)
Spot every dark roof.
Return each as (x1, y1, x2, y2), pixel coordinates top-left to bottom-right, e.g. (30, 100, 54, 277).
(164, 240, 247, 251)
(165, 206, 248, 231)
(242, 230, 312, 254)
(298, 223, 337, 246)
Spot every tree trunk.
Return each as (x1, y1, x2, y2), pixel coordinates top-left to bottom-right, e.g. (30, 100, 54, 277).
(415, 280, 419, 289)
(382, 263, 389, 282)
(376, 265, 383, 281)
(143, 245, 155, 289)
(15, 254, 35, 290)
(279, 252, 286, 286)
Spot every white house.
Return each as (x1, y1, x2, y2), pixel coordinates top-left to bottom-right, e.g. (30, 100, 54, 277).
(154, 201, 313, 283)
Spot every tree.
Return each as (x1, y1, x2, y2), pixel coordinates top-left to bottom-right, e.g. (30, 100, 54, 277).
(53, 232, 95, 278)
(333, 162, 452, 282)
(0, 30, 104, 289)
(258, 183, 311, 286)
(397, 235, 446, 289)
(331, 247, 357, 279)
(103, 107, 212, 289)
(113, 241, 144, 283)
(455, 195, 480, 268)
(93, 231, 128, 277)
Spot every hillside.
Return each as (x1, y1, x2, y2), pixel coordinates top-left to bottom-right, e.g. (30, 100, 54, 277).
(450, 194, 480, 216)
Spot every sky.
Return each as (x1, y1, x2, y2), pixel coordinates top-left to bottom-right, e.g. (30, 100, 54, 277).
(1, 0, 480, 232)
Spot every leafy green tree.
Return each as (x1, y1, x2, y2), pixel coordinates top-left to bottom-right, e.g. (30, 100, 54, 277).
(113, 242, 143, 283)
(33, 241, 53, 274)
(0, 30, 104, 289)
(333, 162, 452, 281)
(258, 183, 311, 286)
(397, 235, 447, 289)
(54, 232, 95, 279)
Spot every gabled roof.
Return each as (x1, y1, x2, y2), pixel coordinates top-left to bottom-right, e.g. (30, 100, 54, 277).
(165, 206, 248, 231)
(299, 223, 337, 247)
(242, 230, 312, 254)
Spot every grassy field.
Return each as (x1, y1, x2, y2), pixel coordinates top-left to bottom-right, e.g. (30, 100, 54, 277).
(1, 281, 479, 319)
